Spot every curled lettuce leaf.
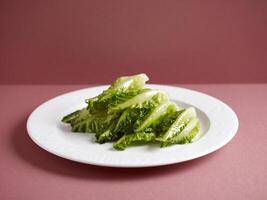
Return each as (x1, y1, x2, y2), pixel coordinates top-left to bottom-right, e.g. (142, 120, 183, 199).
(161, 118, 200, 147)
(71, 111, 118, 134)
(135, 101, 178, 132)
(110, 73, 149, 91)
(113, 132, 156, 150)
(161, 107, 197, 141)
(108, 90, 168, 114)
(62, 109, 84, 124)
(86, 74, 149, 113)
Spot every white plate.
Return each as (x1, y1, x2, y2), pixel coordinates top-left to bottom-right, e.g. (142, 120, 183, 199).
(27, 84, 238, 168)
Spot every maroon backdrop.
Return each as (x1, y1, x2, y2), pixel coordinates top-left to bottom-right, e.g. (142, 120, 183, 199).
(1, 0, 267, 84)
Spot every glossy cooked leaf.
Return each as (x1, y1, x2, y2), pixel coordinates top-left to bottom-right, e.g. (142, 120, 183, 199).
(96, 122, 118, 144)
(161, 107, 197, 141)
(71, 112, 118, 134)
(155, 109, 184, 135)
(113, 132, 156, 150)
(86, 74, 149, 112)
(113, 109, 134, 133)
(108, 90, 168, 114)
(62, 109, 82, 124)
(114, 102, 156, 134)
(110, 73, 149, 91)
(161, 118, 200, 147)
(135, 101, 178, 132)
(86, 89, 146, 113)
(107, 89, 149, 110)
(69, 108, 90, 125)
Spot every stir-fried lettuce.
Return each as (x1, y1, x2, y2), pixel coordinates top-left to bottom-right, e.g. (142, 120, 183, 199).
(62, 74, 201, 150)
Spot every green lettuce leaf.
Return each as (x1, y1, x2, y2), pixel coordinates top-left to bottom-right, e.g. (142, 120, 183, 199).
(161, 107, 197, 141)
(96, 121, 118, 144)
(86, 74, 149, 113)
(108, 90, 168, 114)
(135, 101, 178, 132)
(62, 109, 83, 124)
(161, 118, 200, 147)
(113, 132, 156, 150)
(71, 112, 118, 134)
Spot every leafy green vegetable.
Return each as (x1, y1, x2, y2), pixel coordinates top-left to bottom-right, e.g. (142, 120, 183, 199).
(113, 132, 156, 150)
(108, 89, 168, 114)
(161, 107, 197, 141)
(71, 111, 118, 134)
(96, 121, 117, 144)
(69, 108, 90, 125)
(161, 118, 200, 147)
(62, 74, 201, 150)
(135, 101, 178, 132)
(62, 109, 82, 124)
(155, 109, 184, 135)
(86, 74, 149, 113)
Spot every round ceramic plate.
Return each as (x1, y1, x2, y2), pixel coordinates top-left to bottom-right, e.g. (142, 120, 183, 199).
(27, 84, 238, 168)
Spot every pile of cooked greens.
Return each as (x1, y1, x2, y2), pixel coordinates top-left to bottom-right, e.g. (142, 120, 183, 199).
(62, 74, 200, 150)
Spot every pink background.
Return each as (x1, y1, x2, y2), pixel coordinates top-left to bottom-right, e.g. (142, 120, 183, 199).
(1, 0, 267, 84)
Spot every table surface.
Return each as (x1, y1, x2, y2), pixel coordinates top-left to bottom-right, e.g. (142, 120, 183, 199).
(1, 84, 266, 200)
